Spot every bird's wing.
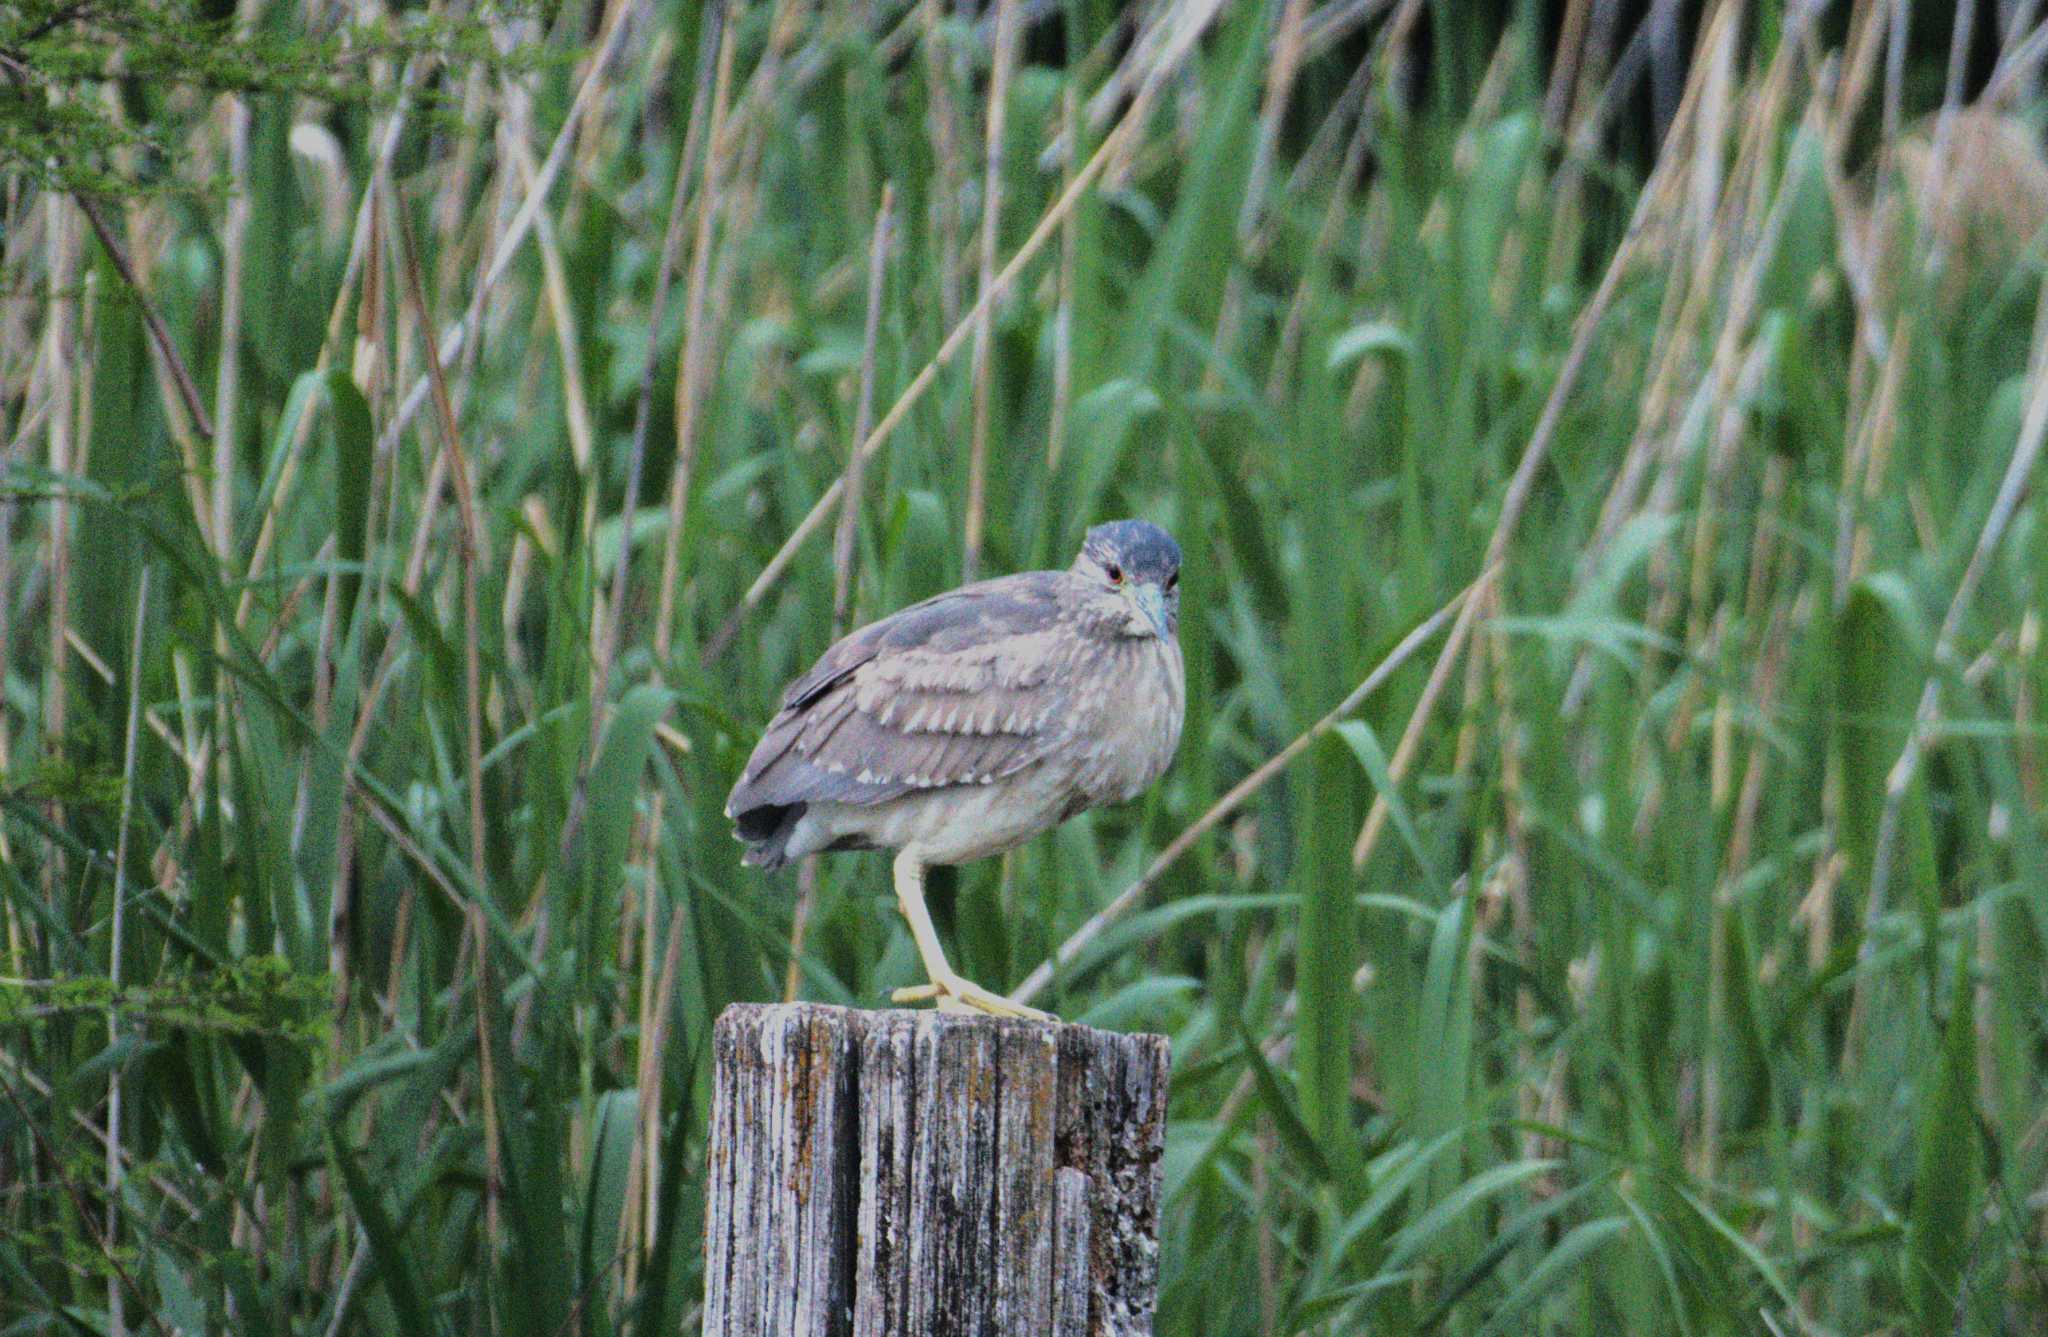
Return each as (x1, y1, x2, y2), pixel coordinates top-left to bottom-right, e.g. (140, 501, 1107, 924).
(726, 572, 1079, 815)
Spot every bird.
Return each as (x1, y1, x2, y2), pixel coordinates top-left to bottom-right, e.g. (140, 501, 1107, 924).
(725, 519, 1186, 1020)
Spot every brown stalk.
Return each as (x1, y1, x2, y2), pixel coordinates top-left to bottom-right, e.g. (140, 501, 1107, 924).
(1845, 261, 2048, 1067)
(0, 377, 14, 893)
(1047, 81, 1079, 473)
(0, 1065, 174, 1337)
(1266, 25, 1392, 401)
(783, 185, 898, 1008)
(653, 15, 739, 665)
(105, 568, 148, 1337)
(509, 133, 596, 474)
(394, 204, 487, 889)
(1208, 0, 1307, 388)
(963, 0, 1019, 582)
(836, 185, 895, 635)
(557, 10, 730, 883)
(1544, 0, 1595, 136)
(1014, 571, 1494, 1006)
(1699, 464, 1793, 1181)
(621, 12, 737, 1290)
(1349, 568, 1491, 868)
(372, 0, 639, 468)
(619, 902, 687, 1282)
(73, 194, 214, 444)
(237, 54, 434, 628)
(702, 75, 1167, 664)
(470, 901, 505, 1251)
(922, 0, 967, 328)
(40, 194, 77, 923)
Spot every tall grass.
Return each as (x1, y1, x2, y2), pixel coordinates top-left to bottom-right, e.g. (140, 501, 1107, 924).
(5, 1, 2048, 1332)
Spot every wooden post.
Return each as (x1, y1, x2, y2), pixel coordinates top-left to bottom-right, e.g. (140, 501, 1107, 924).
(702, 1003, 1170, 1336)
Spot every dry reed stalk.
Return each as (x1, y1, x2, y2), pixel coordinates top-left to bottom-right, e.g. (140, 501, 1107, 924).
(653, 17, 739, 659)
(806, 214, 895, 777)
(1273, 27, 1372, 214)
(469, 899, 506, 1256)
(40, 194, 76, 921)
(0, 389, 13, 908)
(105, 568, 148, 1337)
(1542, 0, 1624, 290)
(214, 95, 250, 556)
(1586, 15, 1818, 719)
(963, 0, 1019, 581)
(703, 74, 1171, 663)
(389, 210, 489, 917)
(1832, 8, 1986, 607)
(1015, 571, 1492, 1005)
(1206, 0, 1304, 389)
(507, 119, 596, 472)
(619, 902, 688, 1305)
(618, 14, 738, 1290)
(73, 194, 213, 444)
(1985, 9, 2048, 101)
(785, 185, 898, 1007)
(1265, 20, 1394, 402)
(1844, 261, 2048, 1068)
(1545, 0, 1596, 135)
(1048, 82, 1079, 472)
(1348, 571, 1491, 869)
(1482, 0, 1728, 579)
(924, 0, 967, 329)
(1697, 461, 1792, 1181)
(371, 0, 639, 469)
(237, 55, 434, 629)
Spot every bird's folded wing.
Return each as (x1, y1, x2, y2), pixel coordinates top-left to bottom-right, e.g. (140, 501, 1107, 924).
(728, 574, 1077, 812)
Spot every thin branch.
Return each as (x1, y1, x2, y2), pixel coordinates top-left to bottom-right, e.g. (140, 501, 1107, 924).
(74, 193, 214, 442)
(106, 567, 148, 1337)
(1014, 571, 1494, 1005)
(393, 202, 487, 888)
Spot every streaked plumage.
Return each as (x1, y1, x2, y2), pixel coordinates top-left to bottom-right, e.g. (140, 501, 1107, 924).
(725, 520, 1186, 1018)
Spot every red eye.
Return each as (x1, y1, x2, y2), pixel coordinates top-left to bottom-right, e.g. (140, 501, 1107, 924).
(1107, 564, 1123, 584)
(1166, 571, 1177, 590)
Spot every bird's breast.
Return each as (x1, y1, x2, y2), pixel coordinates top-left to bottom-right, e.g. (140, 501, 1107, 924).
(1068, 633, 1185, 806)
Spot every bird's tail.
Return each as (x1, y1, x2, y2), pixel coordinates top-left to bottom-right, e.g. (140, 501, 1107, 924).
(732, 801, 805, 872)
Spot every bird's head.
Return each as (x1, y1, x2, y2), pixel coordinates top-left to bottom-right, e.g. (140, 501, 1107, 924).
(1072, 520, 1181, 640)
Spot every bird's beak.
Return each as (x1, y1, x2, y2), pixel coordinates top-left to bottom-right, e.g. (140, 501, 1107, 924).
(1129, 582, 1171, 639)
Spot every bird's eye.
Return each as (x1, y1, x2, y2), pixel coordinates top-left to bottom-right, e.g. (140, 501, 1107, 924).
(1166, 571, 1178, 591)
(1107, 563, 1123, 584)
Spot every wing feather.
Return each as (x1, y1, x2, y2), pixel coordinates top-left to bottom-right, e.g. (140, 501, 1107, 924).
(725, 571, 1074, 819)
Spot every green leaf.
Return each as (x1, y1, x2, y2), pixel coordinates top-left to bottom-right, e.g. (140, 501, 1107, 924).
(1906, 950, 1982, 1329)
(1475, 1216, 1628, 1337)
(326, 1122, 436, 1336)
(1335, 718, 1436, 886)
(326, 369, 374, 633)
(1235, 1020, 1334, 1183)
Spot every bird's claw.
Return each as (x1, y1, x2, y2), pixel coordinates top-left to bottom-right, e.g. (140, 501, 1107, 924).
(891, 976, 1057, 1022)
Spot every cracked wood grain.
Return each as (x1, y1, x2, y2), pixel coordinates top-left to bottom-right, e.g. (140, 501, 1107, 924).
(703, 1004, 1168, 1336)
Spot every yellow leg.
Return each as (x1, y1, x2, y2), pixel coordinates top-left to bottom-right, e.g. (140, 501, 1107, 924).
(888, 849, 1054, 1022)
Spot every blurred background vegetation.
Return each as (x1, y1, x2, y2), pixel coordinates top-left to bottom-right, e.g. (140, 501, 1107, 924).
(5, 0, 2048, 1331)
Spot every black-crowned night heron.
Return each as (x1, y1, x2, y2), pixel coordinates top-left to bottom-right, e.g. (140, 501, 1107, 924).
(726, 520, 1185, 1020)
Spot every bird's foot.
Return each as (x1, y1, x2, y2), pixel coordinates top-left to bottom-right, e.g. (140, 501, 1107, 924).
(891, 975, 1056, 1022)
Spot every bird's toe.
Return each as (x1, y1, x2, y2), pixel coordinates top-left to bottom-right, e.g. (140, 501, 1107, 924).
(890, 975, 1056, 1023)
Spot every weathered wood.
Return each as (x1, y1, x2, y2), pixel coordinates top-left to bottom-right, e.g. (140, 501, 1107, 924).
(703, 1003, 1170, 1337)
